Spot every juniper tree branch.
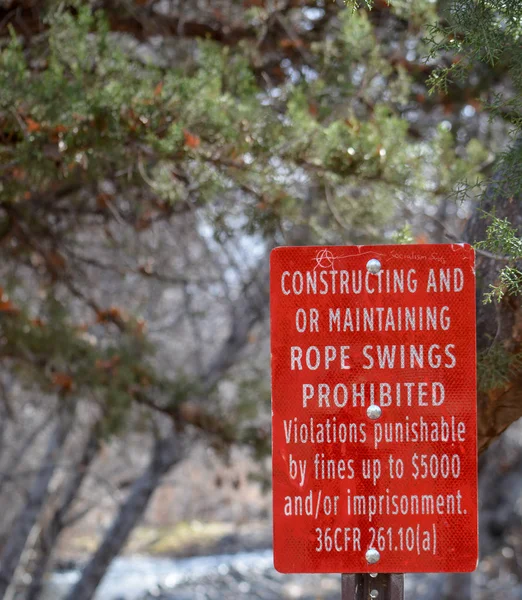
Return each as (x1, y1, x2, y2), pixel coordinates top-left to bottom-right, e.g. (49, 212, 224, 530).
(464, 163, 522, 453)
(0, 0, 337, 61)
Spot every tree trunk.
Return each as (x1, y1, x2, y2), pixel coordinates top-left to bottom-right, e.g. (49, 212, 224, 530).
(464, 179, 522, 452)
(0, 405, 73, 599)
(64, 435, 181, 600)
(63, 257, 269, 600)
(23, 423, 100, 600)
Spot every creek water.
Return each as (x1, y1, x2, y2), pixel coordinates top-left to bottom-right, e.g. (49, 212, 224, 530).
(44, 549, 275, 600)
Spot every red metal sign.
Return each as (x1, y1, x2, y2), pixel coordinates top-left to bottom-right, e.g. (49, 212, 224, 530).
(270, 244, 477, 573)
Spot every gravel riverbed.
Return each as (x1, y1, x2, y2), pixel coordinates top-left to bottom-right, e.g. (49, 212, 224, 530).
(43, 544, 522, 600)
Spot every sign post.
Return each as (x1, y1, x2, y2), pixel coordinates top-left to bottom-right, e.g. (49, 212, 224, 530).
(342, 573, 404, 600)
(270, 245, 477, 594)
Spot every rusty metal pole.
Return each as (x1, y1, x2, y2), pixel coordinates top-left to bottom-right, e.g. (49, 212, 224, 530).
(342, 574, 405, 600)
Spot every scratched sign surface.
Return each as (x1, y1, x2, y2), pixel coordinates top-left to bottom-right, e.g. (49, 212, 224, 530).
(270, 244, 477, 573)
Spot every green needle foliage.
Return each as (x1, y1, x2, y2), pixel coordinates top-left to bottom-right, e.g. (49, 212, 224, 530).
(0, 0, 505, 441)
(478, 215, 522, 302)
(425, 1, 522, 304)
(478, 340, 522, 392)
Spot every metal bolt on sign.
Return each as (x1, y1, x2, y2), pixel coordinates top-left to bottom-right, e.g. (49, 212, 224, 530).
(366, 404, 382, 420)
(366, 258, 382, 274)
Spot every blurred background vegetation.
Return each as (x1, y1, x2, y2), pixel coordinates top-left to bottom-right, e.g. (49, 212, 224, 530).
(0, 1, 520, 599)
